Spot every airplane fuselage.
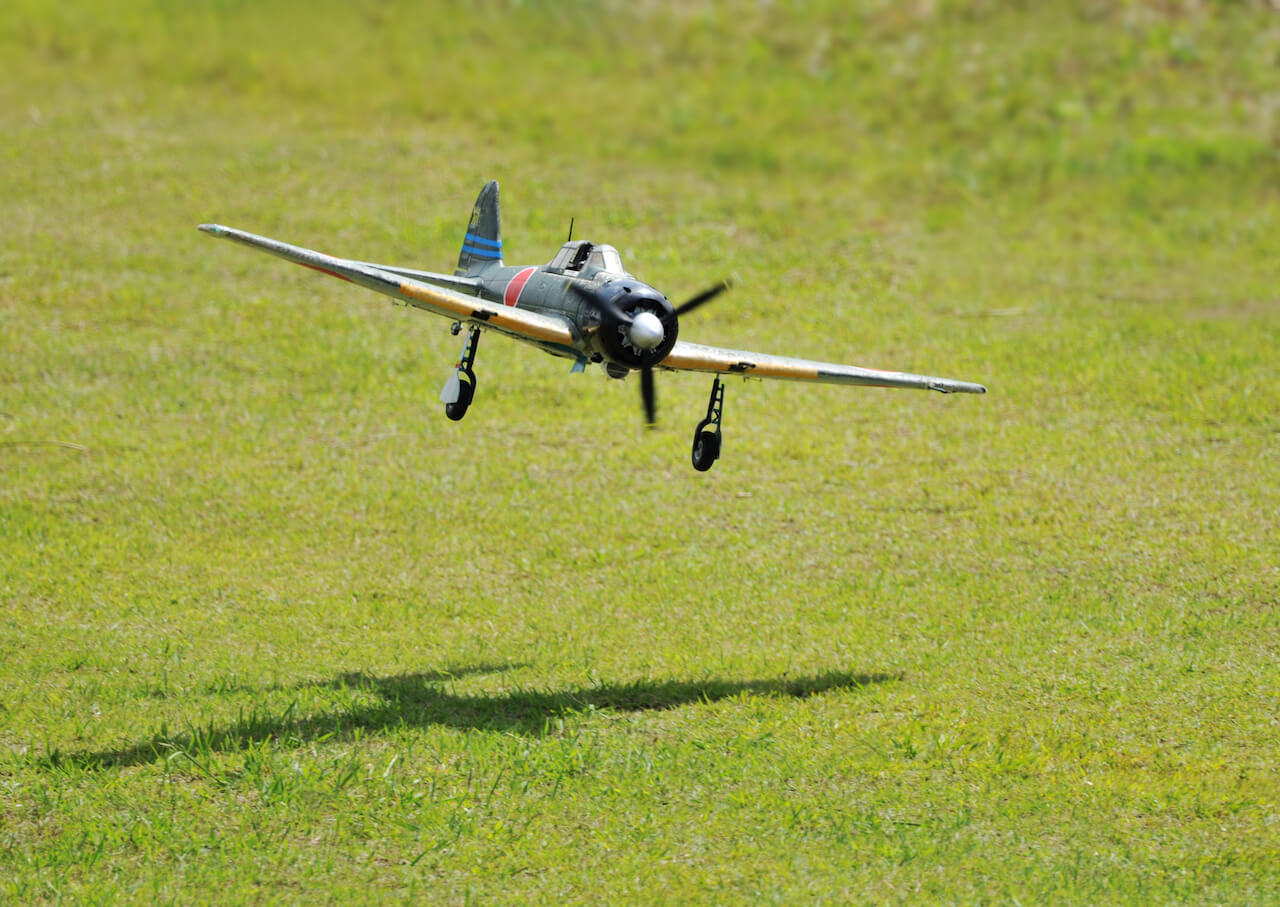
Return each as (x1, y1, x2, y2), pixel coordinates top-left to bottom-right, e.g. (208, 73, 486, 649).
(413, 243, 681, 373)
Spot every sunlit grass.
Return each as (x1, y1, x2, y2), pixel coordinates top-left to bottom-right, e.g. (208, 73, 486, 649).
(2, 0, 1277, 902)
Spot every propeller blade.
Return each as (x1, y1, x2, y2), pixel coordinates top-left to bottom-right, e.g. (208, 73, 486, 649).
(672, 280, 731, 318)
(568, 280, 632, 326)
(640, 366, 657, 425)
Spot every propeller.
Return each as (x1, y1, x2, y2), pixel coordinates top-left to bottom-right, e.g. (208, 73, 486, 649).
(572, 279, 730, 426)
(672, 280, 730, 318)
(635, 282, 730, 425)
(640, 364, 657, 425)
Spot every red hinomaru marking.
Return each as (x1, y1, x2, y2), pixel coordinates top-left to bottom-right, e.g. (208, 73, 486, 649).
(504, 267, 536, 307)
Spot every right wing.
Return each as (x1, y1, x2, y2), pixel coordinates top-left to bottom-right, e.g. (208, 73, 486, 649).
(661, 340, 987, 394)
(198, 224, 578, 349)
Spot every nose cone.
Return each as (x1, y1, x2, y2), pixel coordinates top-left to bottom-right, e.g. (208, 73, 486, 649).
(629, 310, 665, 350)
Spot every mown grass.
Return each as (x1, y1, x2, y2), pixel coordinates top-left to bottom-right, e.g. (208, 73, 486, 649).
(2, 0, 1278, 902)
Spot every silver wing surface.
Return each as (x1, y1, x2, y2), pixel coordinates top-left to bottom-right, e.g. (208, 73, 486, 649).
(198, 224, 578, 349)
(661, 340, 987, 394)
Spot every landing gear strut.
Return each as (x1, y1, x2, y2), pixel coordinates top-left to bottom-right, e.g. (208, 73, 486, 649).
(691, 376, 724, 472)
(441, 325, 481, 421)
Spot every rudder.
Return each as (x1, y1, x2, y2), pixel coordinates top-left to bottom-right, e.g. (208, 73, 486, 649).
(455, 180, 503, 275)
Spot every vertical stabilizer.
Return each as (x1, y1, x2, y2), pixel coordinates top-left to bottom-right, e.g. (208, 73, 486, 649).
(455, 180, 503, 275)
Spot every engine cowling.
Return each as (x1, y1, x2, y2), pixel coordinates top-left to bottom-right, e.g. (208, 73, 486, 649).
(582, 279, 678, 369)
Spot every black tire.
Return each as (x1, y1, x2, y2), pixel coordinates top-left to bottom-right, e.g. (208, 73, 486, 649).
(444, 370, 476, 421)
(691, 428, 721, 471)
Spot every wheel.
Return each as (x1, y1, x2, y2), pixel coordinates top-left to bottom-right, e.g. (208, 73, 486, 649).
(691, 427, 721, 471)
(444, 370, 476, 421)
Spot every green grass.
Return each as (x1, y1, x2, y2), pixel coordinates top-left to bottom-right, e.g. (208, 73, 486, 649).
(2, 0, 1278, 902)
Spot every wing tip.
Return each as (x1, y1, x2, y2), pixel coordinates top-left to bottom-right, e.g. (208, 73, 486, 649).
(198, 223, 226, 237)
(930, 379, 987, 395)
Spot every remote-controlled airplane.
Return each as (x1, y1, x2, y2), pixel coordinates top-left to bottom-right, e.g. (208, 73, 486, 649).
(199, 181, 985, 471)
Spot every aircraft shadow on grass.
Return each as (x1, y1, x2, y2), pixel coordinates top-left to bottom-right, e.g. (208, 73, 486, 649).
(40, 666, 899, 772)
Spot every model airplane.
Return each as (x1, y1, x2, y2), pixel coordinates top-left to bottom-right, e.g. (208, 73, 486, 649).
(199, 181, 985, 471)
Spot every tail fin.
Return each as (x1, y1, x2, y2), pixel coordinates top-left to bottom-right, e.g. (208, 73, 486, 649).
(455, 180, 503, 275)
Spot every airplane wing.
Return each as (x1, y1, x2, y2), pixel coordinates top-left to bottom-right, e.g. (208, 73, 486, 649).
(660, 340, 987, 394)
(197, 224, 578, 349)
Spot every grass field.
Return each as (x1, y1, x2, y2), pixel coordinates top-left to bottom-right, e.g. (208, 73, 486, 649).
(2, 0, 1278, 902)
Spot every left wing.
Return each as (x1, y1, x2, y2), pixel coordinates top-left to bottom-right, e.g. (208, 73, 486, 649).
(661, 340, 987, 394)
(197, 224, 578, 349)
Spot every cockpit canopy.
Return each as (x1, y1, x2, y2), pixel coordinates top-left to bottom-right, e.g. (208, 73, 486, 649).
(547, 241, 626, 276)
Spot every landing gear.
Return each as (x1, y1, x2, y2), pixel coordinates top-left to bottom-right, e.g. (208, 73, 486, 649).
(691, 377, 724, 472)
(441, 326, 481, 421)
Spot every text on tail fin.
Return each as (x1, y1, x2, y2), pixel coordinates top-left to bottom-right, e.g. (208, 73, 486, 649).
(456, 180, 502, 275)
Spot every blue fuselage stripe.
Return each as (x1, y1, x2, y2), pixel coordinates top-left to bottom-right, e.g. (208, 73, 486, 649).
(464, 233, 503, 250)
